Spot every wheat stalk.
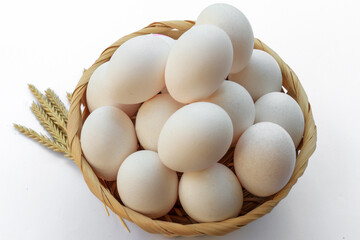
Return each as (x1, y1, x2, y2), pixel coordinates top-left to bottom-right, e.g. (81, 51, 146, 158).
(45, 89, 68, 124)
(14, 124, 72, 158)
(28, 84, 67, 133)
(14, 86, 73, 160)
(31, 102, 68, 148)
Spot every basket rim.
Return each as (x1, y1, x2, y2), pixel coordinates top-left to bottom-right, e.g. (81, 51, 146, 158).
(67, 20, 317, 237)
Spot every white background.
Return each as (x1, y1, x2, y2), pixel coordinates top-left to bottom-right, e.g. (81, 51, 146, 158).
(1, 0, 359, 239)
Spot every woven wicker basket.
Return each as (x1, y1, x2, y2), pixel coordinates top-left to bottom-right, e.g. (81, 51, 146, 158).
(67, 20, 317, 237)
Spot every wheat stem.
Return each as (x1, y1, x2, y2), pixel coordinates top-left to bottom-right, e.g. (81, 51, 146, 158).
(45, 89, 68, 124)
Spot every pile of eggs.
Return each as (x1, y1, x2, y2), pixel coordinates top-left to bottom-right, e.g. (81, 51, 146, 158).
(81, 3, 305, 222)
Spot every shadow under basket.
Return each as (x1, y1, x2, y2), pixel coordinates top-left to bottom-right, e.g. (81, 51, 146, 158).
(67, 20, 317, 237)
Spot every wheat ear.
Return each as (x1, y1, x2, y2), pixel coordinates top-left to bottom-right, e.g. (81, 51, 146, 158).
(28, 84, 67, 133)
(45, 89, 68, 124)
(14, 124, 72, 158)
(30, 102, 69, 148)
(14, 86, 73, 159)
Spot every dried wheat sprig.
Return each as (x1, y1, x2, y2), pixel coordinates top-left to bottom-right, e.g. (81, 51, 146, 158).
(31, 102, 68, 148)
(14, 86, 73, 160)
(45, 89, 68, 124)
(28, 84, 67, 133)
(14, 124, 71, 158)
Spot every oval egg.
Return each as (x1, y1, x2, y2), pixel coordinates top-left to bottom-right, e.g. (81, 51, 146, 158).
(135, 94, 184, 151)
(117, 150, 178, 218)
(196, 3, 254, 73)
(158, 102, 233, 172)
(179, 163, 243, 222)
(202, 81, 255, 146)
(255, 92, 305, 148)
(229, 49, 282, 101)
(80, 106, 137, 181)
(86, 62, 140, 116)
(165, 24, 233, 103)
(234, 122, 296, 197)
(106, 34, 171, 104)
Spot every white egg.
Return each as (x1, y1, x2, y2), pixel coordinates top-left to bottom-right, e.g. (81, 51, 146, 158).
(196, 3, 254, 74)
(86, 62, 140, 116)
(135, 94, 184, 151)
(165, 25, 233, 103)
(153, 34, 176, 47)
(229, 49, 282, 101)
(202, 81, 255, 146)
(106, 35, 171, 104)
(234, 122, 296, 197)
(179, 163, 243, 222)
(255, 92, 305, 148)
(80, 106, 137, 181)
(117, 150, 178, 219)
(158, 102, 233, 172)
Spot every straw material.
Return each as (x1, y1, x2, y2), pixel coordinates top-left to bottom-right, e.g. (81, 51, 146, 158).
(67, 20, 317, 237)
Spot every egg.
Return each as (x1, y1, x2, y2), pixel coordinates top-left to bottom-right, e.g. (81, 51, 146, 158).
(117, 150, 178, 218)
(86, 62, 140, 116)
(229, 49, 282, 101)
(165, 24, 233, 103)
(202, 81, 255, 146)
(158, 102, 233, 172)
(106, 34, 171, 104)
(234, 122, 296, 197)
(255, 92, 305, 148)
(135, 94, 184, 151)
(80, 106, 137, 181)
(153, 34, 176, 47)
(179, 163, 243, 222)
(196, 3, 254, 74)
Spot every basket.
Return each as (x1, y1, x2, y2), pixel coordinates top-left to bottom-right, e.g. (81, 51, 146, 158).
(67, 20, 317, 237)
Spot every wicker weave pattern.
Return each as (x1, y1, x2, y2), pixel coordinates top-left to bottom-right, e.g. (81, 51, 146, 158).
(67, 20, 317, 237)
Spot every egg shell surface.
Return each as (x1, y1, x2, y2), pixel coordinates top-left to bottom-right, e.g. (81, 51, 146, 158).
(117, 150, 178, 219)
(86, 62, 140, 116)
(158, 102, 233, 172)
(255, 92, 305, 148)
(196, 3, 254, 74)
(179, 163, 243, 222)
(229, 49, 282, 101)
(153, 34, 176, 47)
(202, 81, 255, 146)
(165, 24, 233, 103)
(107, 34, 171, 104)
(135, 94, 184, 151)
(80, 106, 137, 181)
(234, 122, 296, 197)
